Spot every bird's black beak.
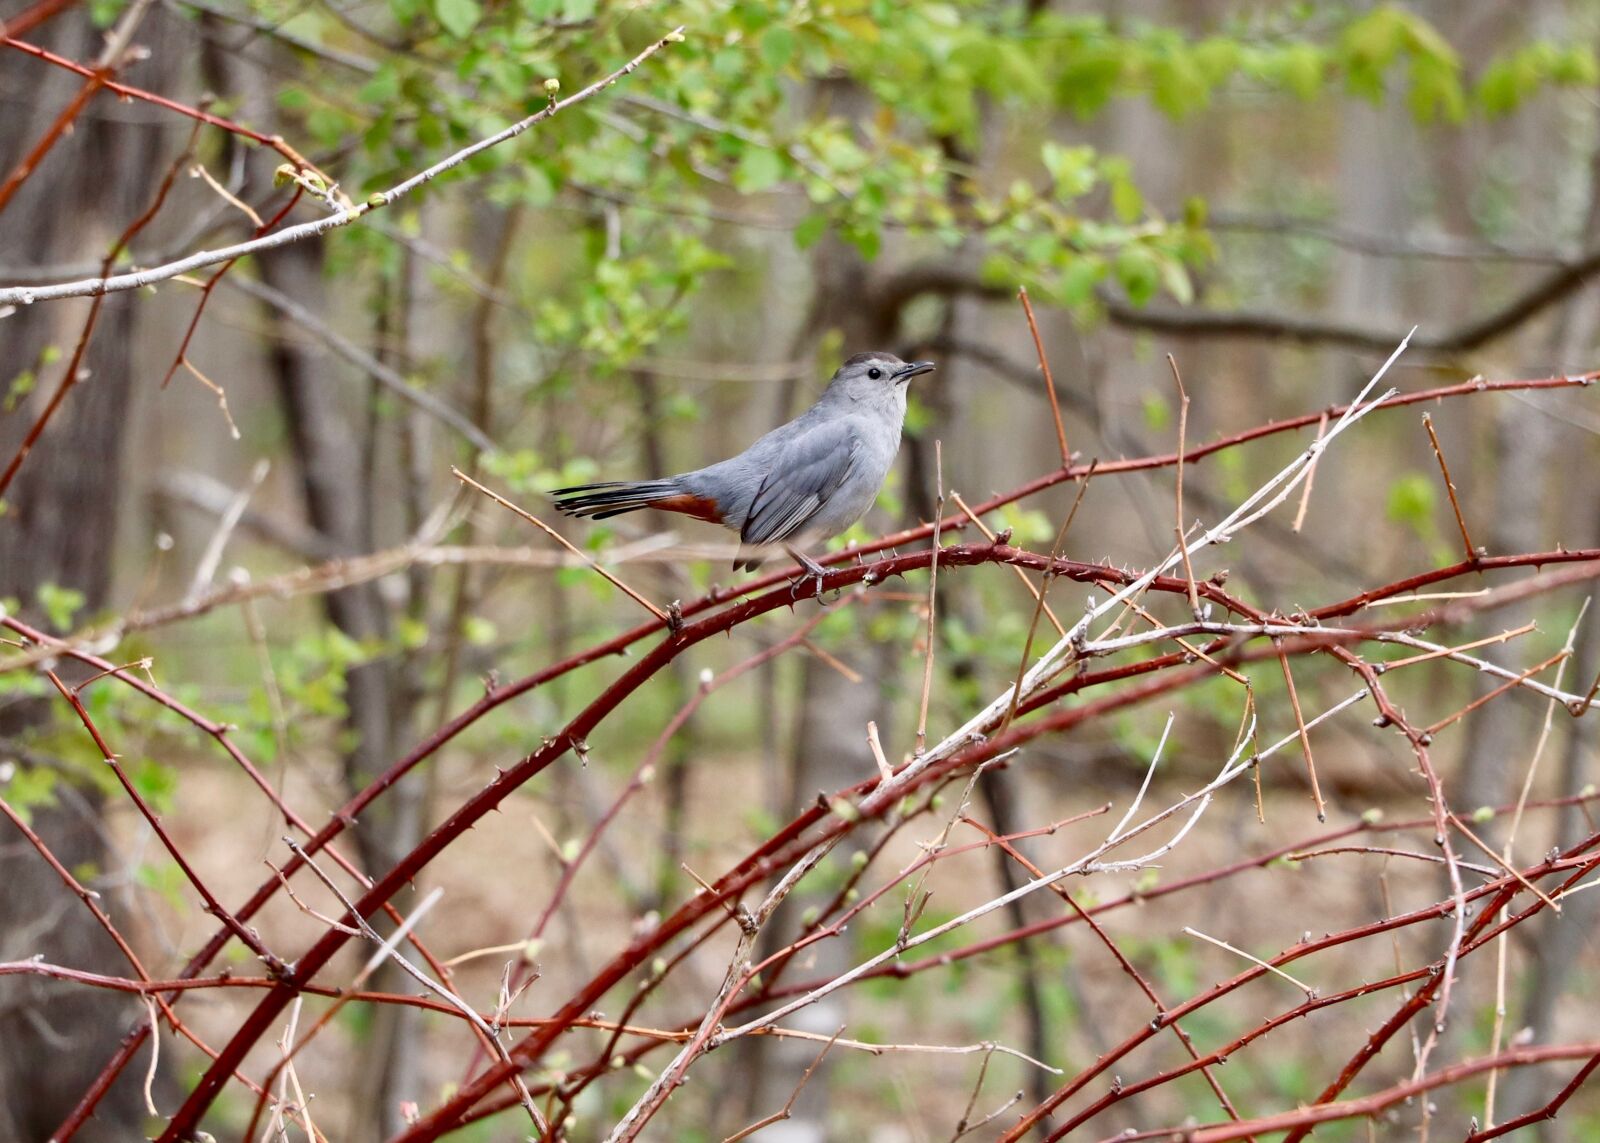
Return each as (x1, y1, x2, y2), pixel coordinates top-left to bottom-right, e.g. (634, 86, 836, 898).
(896, 360, 936, 382)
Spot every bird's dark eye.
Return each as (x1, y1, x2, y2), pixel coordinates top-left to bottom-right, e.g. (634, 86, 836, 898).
(867, 367, 882, 380)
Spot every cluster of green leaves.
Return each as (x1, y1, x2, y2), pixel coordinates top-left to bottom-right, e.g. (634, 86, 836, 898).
(233, 0, 1599, 386)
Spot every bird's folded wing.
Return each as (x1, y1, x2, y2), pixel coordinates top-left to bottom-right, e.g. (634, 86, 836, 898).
(740, 420, 861, 546)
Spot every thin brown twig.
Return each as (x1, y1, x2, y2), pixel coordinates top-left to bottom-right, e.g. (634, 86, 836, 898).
(0, 0, 79, 38)
(951, 490, 1065, 636)
(971, 820, 1252, 1133)
(1018, 286, 1070, 466)
(999, 463, 1095, 733)
(0, 0, 155, 213)
(1291, 411, 1329, 532)
(159, 189, 304, 395)
(1275, 639, 1326, 821)
(1422, 412, 1479, 562)
(916, 440, 945, 754)
(453, 467, 670, 623)
(1379, 623, 1536, 670)
(1423, 648, 1569, 736)
(1169, 354, 1201, 617)
(1570, 655, 1600, 719)
(1448, 814, 1561, 913)
(0, 34, 329, 182)
(801, 637, 863, 683)
(0, 116, 202, 497)
(44, 669, 285, 971)
(720, 1028, 842, 1142)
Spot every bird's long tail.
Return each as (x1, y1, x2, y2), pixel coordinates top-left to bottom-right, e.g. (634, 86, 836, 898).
(548, 478, 687, 521)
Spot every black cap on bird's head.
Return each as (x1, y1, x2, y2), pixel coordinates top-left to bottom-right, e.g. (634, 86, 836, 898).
(837, 351, 937, 385)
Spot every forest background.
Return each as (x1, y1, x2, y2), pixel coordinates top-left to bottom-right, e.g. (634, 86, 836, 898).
(4, 1, 1600, 1140)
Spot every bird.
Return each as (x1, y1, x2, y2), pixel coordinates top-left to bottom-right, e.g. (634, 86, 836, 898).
(550, 352, 936, 590)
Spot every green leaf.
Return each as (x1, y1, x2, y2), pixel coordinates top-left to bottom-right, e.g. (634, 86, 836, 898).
(1113, 245, 1162, 306)
(1109, 172, 1143, 224)
(733, 147, 784, 194)
(37, 582, 85, 632)
(130, 759, 178, 815)
(434, 0, 481, 39)
(1142, 392, 1171, 432)
(760, 25, 796, 71)
(1386, 472, 1436, 534)
(793, 212, 829, 250)
(1278, 43, 1325, 101)
(1040, 142, 1097, 199)
(1157, 255, 1193, 305)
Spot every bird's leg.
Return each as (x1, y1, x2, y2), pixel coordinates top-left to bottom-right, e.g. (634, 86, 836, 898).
(785, 545, 829, 599)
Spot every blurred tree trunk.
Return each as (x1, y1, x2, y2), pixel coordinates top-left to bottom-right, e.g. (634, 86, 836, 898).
(0, 8, 178, 1138)
(198, 14, 426, 1124)
(256, 237, 423, 1139)
(1492, 65, 1600, 1130)
(733, 234, 899, 1140)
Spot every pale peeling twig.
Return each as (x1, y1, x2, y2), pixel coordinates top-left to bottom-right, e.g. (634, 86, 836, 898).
(717, 689, 1368, 1049)
(866, 720, 893, 784)
(1183, 926, 1317, 997)
(1107, 713, 1175, 843)
(1378, 623, 1535, 669)
(444, 939, 537, 969)
(0, 28, 687, 306)
(454, 467, 670, 623)
(187, 458, 268, 603)
(269, 862, 362, 935)
(190, 161, 263, 227)
(770, 1029, 1058, 1073)
(181, 357, 241, 440)
(1366, 588, 1489, 606)
(1508, 600, 1587, 842)
(142, 995, 161, 1116)
(1371, 630, 1596, 710)
(277, 998, 317, 1143)
(282, 843, 546, 1133)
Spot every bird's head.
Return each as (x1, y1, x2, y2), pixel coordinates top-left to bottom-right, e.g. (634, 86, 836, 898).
(825, 352, 936, 406)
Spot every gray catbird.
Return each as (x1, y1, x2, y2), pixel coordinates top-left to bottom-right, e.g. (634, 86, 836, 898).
(550, 352, 935, 586)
